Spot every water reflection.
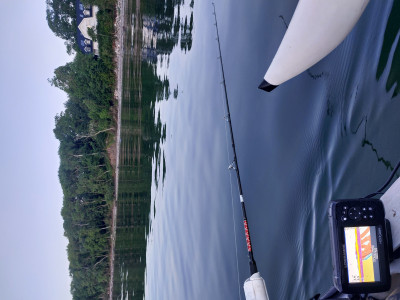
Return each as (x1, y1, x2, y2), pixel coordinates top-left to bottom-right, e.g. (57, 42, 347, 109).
(351, 116, 395, 171)
(141, 0, 194, 60)
(116, 0, 400, 299)
(376, 1, 400, 98)
(112, 0, 195, 299)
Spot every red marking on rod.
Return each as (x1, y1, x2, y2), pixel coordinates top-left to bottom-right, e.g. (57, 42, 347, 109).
(244, 220, 252, 252)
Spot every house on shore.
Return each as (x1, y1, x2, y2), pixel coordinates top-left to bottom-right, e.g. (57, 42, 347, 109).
(76, 0, 99, 56)
(142, 16, 158, 63)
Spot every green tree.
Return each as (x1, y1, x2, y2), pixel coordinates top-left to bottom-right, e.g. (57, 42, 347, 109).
(46, 0, 76, 41)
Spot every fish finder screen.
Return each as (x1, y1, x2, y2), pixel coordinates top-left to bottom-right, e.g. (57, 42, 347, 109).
(344, 226, 380, 283)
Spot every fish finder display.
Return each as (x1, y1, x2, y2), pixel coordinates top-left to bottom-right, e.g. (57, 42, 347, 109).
(344, 226, 380, 283)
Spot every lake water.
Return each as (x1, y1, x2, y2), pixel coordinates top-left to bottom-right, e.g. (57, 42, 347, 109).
(113, 0, 400, 299)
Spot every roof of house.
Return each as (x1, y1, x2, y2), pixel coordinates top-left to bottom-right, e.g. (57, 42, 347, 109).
(76, 0, 93, 54)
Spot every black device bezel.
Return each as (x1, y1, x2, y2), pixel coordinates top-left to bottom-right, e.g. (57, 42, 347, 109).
(329, 198, 391, 294)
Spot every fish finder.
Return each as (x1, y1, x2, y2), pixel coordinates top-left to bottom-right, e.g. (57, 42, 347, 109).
(328, 198, 391, 294)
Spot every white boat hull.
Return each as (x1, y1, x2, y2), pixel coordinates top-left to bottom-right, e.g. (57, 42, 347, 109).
(259, 0, 370, 92)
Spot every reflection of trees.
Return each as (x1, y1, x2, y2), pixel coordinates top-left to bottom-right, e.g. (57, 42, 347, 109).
(180, 12, 194, 52)
(351, 116, 395, 171)
(114, 2, 195, 298)
(141, 0, 194, 62)
(113, 61, 167, 299)
(376, 1, 400, 98)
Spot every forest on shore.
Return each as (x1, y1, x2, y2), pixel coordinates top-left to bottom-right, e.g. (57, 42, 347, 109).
(47, 0, 194, 298)
(47, 0, 116, 298)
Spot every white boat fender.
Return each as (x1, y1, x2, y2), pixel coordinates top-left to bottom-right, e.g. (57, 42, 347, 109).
(243, 272, 269, 300)
(259, 0, 370, 92)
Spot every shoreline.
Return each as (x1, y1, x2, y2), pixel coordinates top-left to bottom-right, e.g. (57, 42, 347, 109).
(108, 0, 125, 297)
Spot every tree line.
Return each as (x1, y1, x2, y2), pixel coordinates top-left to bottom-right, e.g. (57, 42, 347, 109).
(47, 0, 195, 298)
(47, 0, 116, 298)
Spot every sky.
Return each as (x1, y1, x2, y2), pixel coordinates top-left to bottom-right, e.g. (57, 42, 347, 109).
(0, 1, 72, 299)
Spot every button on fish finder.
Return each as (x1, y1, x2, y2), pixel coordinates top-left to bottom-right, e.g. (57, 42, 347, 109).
(341, 206, 348, 216)
(348, 207, 362, 220)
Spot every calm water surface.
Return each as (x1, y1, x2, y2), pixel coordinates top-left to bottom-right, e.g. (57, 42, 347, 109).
(114, 0, 400, 299)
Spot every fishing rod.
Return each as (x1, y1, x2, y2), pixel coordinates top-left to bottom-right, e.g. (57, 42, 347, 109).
(212, 3, 269, 300)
